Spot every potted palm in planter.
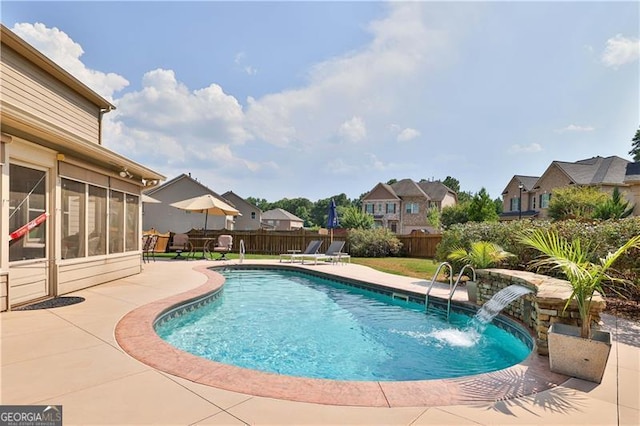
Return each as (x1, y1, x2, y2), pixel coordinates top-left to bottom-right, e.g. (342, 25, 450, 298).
(447, 241, 514, 303)
(520, 229, 640, 383)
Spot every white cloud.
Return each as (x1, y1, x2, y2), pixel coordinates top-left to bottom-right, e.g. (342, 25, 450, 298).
(10, 6, 458, 199)
(508, 143, 542, 154)
(234, 52, 258, 76)
(601, 34, 640, 68)
(11, 22, 129, 100)
(243, 2, 447, 149)
(555, 124, 595, 133)
(396, 127, 420, 142)
(338, 116, 367, 143)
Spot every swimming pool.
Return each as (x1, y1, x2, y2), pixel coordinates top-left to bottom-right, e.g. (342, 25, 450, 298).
(155, 268, 532, 381)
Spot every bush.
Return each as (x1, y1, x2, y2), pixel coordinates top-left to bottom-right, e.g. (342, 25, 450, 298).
(348, 228, 402, 257)
(435, 217, 640, 300)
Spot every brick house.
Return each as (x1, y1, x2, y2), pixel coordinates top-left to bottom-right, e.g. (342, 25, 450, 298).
(362, 179, 457, 234)
(500, 155, 639, 220)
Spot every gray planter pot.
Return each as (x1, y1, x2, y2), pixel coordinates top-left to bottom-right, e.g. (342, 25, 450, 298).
(466, 281, 478, 304)
(548, 323, 612, 383)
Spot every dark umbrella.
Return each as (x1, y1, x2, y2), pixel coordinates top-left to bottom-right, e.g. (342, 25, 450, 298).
(327, 199, 339, 242)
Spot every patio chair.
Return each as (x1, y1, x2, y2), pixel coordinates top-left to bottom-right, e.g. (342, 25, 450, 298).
(279, 240, 323, 263)
(169, 233, 194, 260)
(301, 241, 347, 265)
(142, 234, 158, 263)
(210, 234, 233, 260)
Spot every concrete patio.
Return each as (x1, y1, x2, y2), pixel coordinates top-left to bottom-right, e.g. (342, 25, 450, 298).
(1, 259, 638, 425)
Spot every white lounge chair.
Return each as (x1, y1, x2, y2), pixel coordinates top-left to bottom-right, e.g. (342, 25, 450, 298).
(279, 240, 323, 263)
(301, 241, 348, 265)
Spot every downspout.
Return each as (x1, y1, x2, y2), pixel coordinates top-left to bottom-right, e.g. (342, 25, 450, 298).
(98, 106, 114, 146)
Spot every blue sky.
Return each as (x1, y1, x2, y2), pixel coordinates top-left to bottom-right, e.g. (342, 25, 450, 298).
(3, 1, 639, 202)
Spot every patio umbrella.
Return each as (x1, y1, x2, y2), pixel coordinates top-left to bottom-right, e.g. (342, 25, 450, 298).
(326, 199, 339, 242)
(170, 194, 240, 233)
(141, 194, 161, 204)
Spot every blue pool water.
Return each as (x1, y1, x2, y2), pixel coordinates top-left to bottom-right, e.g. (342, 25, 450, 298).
(155, 269, 532, 381)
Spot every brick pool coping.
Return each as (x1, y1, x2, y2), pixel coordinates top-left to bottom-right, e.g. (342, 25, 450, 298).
(115, 263, 569, 407)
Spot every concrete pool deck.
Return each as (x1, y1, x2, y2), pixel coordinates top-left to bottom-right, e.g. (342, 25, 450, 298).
(2, 259, 639, 425)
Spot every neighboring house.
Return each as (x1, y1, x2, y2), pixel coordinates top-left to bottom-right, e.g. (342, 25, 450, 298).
(221, 191, 262, 230)
(362, 179, 457, 234)
(0, 25, 164, 311)
(261, 208, 304, 230)
(143, 174, 239, 233)
(500, 175, 540, 220)
(624, 162, 640, 216)
(500, 155, 637, 220)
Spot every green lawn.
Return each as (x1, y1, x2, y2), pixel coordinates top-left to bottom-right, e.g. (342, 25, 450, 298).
(153, 252, 441, 280)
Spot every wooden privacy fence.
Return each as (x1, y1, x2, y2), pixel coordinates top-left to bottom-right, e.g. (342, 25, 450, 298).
(179, 229, 441, 258)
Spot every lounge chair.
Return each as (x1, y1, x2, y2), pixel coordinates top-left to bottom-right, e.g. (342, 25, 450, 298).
(301, 241, 349, 265)
(279, 240, 322, 263)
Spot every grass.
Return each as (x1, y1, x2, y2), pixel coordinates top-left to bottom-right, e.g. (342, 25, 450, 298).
(351, 257, 442, 280)
(153, 251, 442, 280)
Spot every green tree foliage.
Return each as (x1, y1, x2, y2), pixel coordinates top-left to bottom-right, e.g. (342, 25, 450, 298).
(434, 218, 640, 301)
(493, 197, 503, 215)
(348, 228, 402, 257)
(548, 186, 608, 220)
(245, 197, 271, 211)
(457, 191, 473, 204)
(519, 229, 640, 338)
(447, 241, 514, 269)
(442, 176, 461, 193)
(426, 206, 441, 229)
(440, 203, 470, 228)
(340, 206, 374, 229)
(468, 188, 499, 222)
(630, 127, 640, 162)
(386, 178, 398, 185)
(593, 187, 635, 220)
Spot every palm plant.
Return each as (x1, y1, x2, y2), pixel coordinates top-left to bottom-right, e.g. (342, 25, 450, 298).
(519, 229, 640, 339)
(447, 241, 514, 269)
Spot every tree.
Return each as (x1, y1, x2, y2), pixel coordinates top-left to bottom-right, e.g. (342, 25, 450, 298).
(520, 230, 640, 338)
(340, 206, 374, 229)
(493, 197, 503, 215)
(547, 186, 608, 220)
(457, 190, 473, 204)
(245, 197, 271, 211)
(440, 203, 469, 228)
(468, 188, 499, 222)
(447, 241, 514, 269)
(630, 127, 640, 162)
(426, 206, 441, 229)
(442, 176, 461, 193)
(592, 187, 635, 220)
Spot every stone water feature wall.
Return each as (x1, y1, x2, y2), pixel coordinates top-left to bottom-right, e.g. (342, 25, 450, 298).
(475, 269, 606, 355)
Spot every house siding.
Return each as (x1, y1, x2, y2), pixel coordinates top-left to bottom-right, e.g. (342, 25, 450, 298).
(57, 254, 141, 295)
(223, 192, 262, 231)
(1, 25, 160, 311)
(0, 45, 101, 145)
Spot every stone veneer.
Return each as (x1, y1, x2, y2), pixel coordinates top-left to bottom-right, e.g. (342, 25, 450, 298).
(475, 268, 605, 355)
